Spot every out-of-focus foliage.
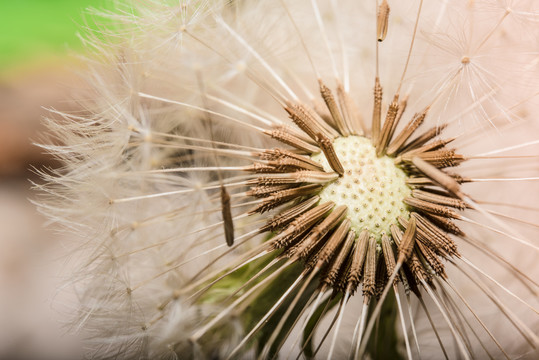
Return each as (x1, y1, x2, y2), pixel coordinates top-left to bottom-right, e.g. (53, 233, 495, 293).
(0, 0, 107, 72)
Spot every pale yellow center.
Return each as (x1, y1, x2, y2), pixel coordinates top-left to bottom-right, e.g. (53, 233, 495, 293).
(311, 136, 411, 241)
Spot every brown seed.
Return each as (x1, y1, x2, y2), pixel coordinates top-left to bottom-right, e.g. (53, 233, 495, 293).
(302, 219, 350, 271)
(220, 185, 234, 247)
(375, 254, 388, 298)
(247, 162, 281, 173)
(379, 94, 408, 156)
(391, 224, 429, 283)
(398, 215, 417, 263)
(292, 170, 340, 184)
(260, 196, 320, 232)
(412, 157, 465, 198)
(402, 149, 465, 168)
(248, 176, 299, 187)
(248, 171, 337, 187)
(402, 213, 459, 258)
(286, 102, 335, 141)
(411, 189, 467, 210)
(406, 174, 469, 188)
(304, 101, 341, 138)
(265, 158, 309, 172)
(377, 0, 390, 42)
(270, 202, 335, 250)
(277, 226, 314, 255)
(347, 229, 369, 294)
(377, 95, 400, 156)
(404, 197, 461, 219)
(292, 205, 348, 260)
(315, 219, 351, 268)
(381, 234, 398, 283)
(247, 184, 297, 198)
(372, 77, 383, 143)
(399, 124, 447, 154)
(313, 98, 336, 129)
(249, 184, 323, 214)
(362, 236, 378, 297)
(264, 127, 319, 154)
(414, 213, 460, 256)
(425, 214, 464, 236)
(259, 148, 324, 171)
(336, 82, 364, 135)
(319, 79, 348, 136)
(416, 240, 446, 278)
(409, 254, 429, 282)
(393, 95, 408, 134)
(321, 229, 356, 291)
(386, 107, 429, 156)
(316, 132, 345, 176)
(399, 138, 455, 157)
(406, 176, 437, 187)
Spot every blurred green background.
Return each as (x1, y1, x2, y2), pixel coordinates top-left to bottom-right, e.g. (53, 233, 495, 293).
(0, 0, 107, 75)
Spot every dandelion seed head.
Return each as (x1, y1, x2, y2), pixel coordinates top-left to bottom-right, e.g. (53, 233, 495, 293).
(36, 0, 539, 358)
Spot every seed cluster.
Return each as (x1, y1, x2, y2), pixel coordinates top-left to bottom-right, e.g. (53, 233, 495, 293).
(188, 2, 477, 356)
(241, 76, 465, 298)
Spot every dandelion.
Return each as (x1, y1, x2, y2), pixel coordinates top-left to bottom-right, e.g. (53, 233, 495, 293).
(36, 0, 539, 359)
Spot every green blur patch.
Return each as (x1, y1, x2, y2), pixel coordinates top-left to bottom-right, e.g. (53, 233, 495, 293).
(0, 0, 107, 70)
